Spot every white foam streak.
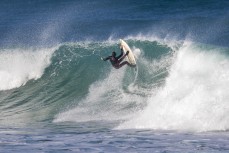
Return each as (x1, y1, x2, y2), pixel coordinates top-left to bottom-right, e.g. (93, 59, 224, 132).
(0, 47, 56, 90)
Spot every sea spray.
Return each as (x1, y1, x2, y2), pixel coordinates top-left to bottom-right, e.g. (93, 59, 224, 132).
(0, 47, 57, 90)
(118, 42, 229, 132)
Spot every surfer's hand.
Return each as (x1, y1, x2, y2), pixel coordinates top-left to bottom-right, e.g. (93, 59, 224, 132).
(126, 51, 129, 55)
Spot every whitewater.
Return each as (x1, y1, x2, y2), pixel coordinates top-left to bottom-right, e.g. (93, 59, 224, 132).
(0, 0, 229, 152)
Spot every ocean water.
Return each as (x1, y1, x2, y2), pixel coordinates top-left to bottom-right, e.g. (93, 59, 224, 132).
(0, 0, 229, 152)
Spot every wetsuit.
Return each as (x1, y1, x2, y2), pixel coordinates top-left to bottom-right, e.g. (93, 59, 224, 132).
(103, 49, 132, 69)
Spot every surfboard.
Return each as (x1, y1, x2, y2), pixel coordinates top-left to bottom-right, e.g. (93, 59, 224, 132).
(120, 39, 137, 66)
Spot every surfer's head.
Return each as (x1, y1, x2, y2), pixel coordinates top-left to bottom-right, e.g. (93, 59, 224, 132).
(112, 51, 116, 57)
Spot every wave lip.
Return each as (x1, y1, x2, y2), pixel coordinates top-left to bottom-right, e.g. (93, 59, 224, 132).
(0, 47, 57, 91)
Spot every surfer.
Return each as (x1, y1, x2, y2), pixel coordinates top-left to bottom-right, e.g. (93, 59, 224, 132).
(102, 47, 133, 69)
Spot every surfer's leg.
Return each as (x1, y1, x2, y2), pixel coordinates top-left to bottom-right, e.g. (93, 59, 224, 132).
(117, 61, 130, 68)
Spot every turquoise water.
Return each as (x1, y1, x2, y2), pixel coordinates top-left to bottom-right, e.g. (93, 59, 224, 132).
(0, 0, 229, 152)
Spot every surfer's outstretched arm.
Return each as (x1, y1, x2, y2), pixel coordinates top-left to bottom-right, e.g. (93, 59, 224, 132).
(102, 56, 111, 61)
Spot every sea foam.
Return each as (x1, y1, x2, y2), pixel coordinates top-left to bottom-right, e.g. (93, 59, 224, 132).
(118, 42, 229, 132)
(0, 47, 56, 91)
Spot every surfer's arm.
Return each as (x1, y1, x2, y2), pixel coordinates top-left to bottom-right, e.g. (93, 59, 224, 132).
(102, 56, 111, 61)
(117, 51, 129, 63)
(117, 48, 124, 59)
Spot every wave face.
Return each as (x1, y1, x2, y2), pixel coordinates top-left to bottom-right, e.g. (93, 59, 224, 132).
(1, 38, 228, 132)
(0, 0, 229, 133)
(0, 39, 173, 126)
